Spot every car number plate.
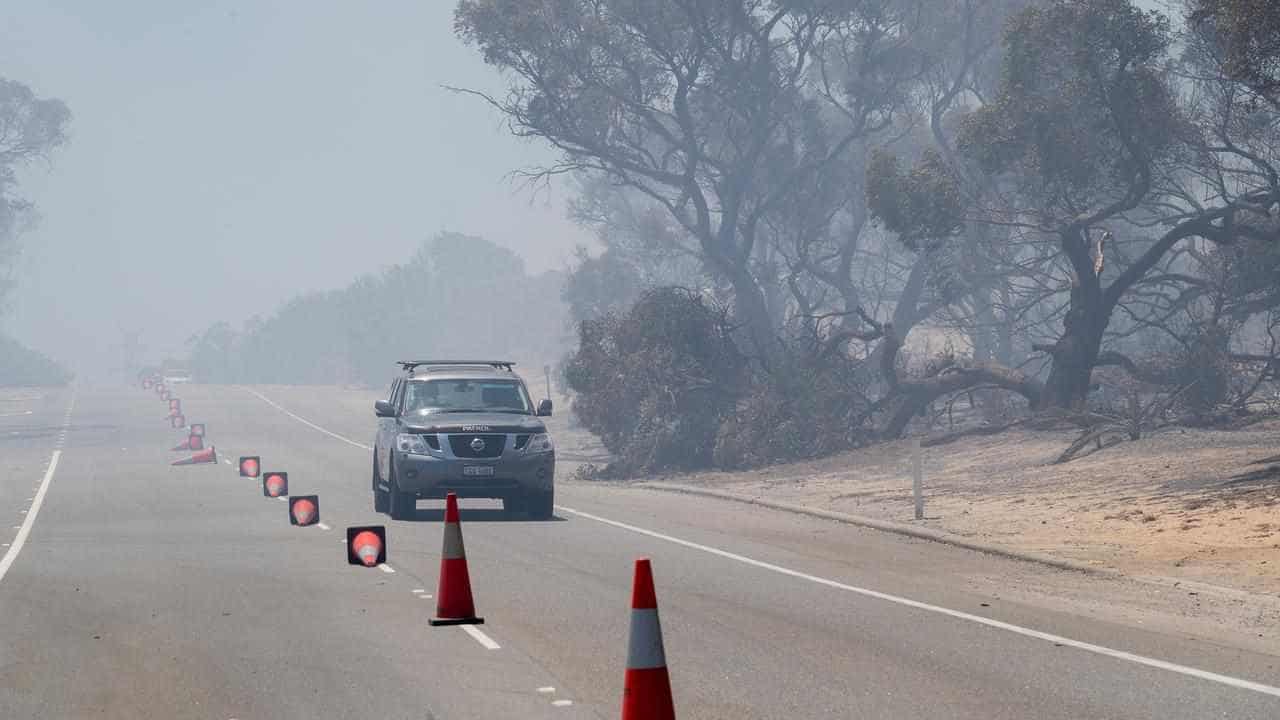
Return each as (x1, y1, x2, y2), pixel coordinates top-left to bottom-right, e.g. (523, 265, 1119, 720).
(463, 465, 495, 477)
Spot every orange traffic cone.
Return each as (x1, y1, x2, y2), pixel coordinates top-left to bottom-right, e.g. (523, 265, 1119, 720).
(428, 493, 483, 626)
(172, 446, 217, 466)
(289, 495, 319, 526)
(347, 526, 386, 566)
(238, 456, 260, 478)
(263, 472, 288, 497)
(621, 558, 675, 720)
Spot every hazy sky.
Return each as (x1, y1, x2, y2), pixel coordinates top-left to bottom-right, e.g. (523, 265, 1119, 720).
(1, 1, 592, 374)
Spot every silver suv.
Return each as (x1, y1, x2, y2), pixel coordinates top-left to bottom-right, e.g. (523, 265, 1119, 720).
(372, 361, 556, 519)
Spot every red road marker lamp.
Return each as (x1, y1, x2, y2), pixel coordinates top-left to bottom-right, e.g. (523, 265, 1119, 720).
(168, 398, 182, 414)
(346, 526, 386, 567)
(238, 456, 261, 478)
(159, 388, 171, 402)
(170, 414, 186, 429)
(189, 423, 206, 438)
(142, 376, 154, 390)
(186, 433, 204, 451)
(289, 495, 319, 526)
(263, 471, 288, 498)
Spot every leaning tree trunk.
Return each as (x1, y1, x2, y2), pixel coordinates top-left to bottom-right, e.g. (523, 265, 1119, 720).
(878, 323, 1042, 438)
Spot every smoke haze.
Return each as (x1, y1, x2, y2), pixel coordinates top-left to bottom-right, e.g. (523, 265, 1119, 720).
(1, 1, 591, 378)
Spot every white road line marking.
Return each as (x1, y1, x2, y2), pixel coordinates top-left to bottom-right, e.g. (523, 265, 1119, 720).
(537, 687, 555, 694)
(0, 410, 34, 418)
(461, 624, 500, 650)
(551, 699, 573, 707)
(411, 588, 426, 593)
(0, 448, 64, 585)
(223, 459, 232, 465)
(277, 496, 288, 502)
(250, 386, 1280, 698)
(379, 564, 396, 573)
(242, 387, 372, 451)
(419, 594, 433, 600)
(557, 505, 1280, 699)
(317, 523, 330, 531)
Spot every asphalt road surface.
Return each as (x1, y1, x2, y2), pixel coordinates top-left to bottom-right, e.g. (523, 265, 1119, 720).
(1, 384, 1278, 719)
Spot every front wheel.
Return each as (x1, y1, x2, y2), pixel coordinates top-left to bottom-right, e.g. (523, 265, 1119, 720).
(526, 488, 554, 520)
(373, 453, 390, 513)
(387, 456, 415, 520)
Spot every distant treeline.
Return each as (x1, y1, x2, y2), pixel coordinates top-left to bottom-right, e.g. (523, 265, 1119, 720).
(0, 333, 72, 387)
(186, 233, 569, 387)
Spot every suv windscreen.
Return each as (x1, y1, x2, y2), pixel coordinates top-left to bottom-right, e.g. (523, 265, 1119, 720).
(403, 378, 532, 415)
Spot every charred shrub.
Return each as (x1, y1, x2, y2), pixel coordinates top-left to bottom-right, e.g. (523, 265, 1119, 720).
(714, 333, 873, 469)
(563, 288, 744, 474)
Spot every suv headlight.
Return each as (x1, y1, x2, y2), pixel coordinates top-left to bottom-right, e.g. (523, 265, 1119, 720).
(396, 433, 434, 455)
(523, 433, 554, 454)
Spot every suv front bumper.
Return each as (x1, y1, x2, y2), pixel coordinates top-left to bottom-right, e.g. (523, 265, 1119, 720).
(394, 449, 555, 499)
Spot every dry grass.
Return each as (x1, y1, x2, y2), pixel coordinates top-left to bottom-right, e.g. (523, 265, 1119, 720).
(662, 418, 1280, 595)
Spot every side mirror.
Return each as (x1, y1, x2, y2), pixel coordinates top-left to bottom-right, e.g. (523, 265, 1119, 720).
(536, 399, 553, 417)
(374, 400, 397, 418)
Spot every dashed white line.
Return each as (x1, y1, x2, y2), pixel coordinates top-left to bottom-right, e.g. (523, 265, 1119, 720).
(0, 450, 62, 585)
(411, 588, 426, 594)
(276, 496, 288, 502)
(379, 564, 396, 574)
(242, 387, 372, 451)
(239, 386, 1280, 695)
(557, 505, 1280, 700)
(418, 594, 433, 600)
(461, 624, 500, 650)
(317, 523, 331, 531)
(551, 699, 573, 707)
(537, 687, 555, 694)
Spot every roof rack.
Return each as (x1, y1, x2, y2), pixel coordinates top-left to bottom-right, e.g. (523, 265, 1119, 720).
(397, 360, 517, 376)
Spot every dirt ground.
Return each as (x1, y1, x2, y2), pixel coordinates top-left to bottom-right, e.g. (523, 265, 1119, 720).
(649, 419, 1280, 597)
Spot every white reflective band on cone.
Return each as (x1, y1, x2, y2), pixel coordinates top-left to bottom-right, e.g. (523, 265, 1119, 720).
(442, 523, 465, 560)
(626, 608, 667, 670)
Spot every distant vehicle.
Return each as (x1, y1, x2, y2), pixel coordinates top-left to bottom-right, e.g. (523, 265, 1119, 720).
(372, 361, 556, 520)
(162, 369, 192, 384)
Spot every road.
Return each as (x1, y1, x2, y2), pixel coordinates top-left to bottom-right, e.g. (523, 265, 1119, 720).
(1, 383, 1278, 719)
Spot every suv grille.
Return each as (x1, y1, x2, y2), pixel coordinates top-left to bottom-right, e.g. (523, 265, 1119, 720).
(449, 434, 506, 459)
